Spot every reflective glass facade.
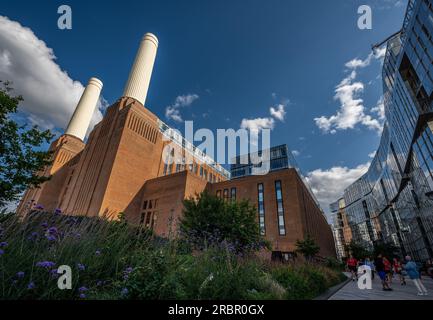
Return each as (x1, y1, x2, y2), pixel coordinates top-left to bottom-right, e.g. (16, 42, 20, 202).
(332, 0, 433, 261)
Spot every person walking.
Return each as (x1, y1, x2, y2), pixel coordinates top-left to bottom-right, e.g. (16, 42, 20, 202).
(404, 255, 428, 296)
(383, 256, 393, 286)
(375, 254, 392, 291)
(425, 258, 433, 280)
(347, 255, 358, 282)
(393, 257, 406, 285)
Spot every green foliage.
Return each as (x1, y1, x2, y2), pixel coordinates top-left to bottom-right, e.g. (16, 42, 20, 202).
(295, 234, 320, 261)
(373, 241, 400, 259)
(324, 257, 345, 270)
(344, 241, 372, 260)
(180, 191, 267, 253)
(0, 81, 54, 208)
(270, 263, 344, 299)
(0, 210, 344, 300)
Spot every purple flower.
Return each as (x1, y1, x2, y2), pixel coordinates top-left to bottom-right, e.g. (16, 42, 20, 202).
(121, 288, 129, 297)
(50, 269, 59, 279)
(77, 263, 85, 271)
(96, 280, 103, 286)
(16, 271, 25, 278)
(95, 250, 101, 256)
(0, 242, 8, 248)
(35, 204, 44, 210)
(79, 293, 86, 299)
(41, 222, 48, 228)
(123, 267, 133, 280)
(54, 208, 62, 214)
(47, 227, 58, 235)
(27, 282, 35, 290)
(46, 235, 57, 242)
(78, 286, 88, 292)
(36, 261, 56, 269)
(0, 249, 4, 256)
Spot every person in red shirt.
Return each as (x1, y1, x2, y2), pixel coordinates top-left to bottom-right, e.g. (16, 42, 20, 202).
(383, 256, 392, 286)
(393, 257, 406, 285)
(347, 255, 358, 281)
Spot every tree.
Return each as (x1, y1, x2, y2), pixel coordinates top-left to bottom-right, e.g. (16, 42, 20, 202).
(373, 242, 400, 259)
(344, 240, 372, 260)
(0, 81, 53, 208)
(295, 234, 320, 261)
(180, 191, 266, 253)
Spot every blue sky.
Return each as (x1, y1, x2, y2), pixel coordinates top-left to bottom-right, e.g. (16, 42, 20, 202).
(0, 0, 408, 215)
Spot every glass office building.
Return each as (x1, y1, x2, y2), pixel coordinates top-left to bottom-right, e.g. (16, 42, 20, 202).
(230, 144, 295, 178)
(332, 0, 433, 261)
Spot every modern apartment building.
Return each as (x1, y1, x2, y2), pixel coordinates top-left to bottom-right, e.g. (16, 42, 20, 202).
(331, 0, 433, 261)
(17, 33, 335, 260)
(330, 198, 352, 260)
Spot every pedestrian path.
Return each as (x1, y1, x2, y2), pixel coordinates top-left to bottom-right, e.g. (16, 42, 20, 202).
(329, 273, 433, 300)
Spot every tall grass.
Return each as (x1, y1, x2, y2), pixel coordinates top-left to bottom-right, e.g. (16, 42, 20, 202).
(0, 211, 344, 300)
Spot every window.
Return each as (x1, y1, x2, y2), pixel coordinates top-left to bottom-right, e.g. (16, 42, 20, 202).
(257, 183, 265, 235)
(275, 181, 286, 236)
(200, 166, 203, 177)
(143, 200, 148, 210)
(223, 189, 229, 201)
(216, 190, 221, 198)
(193, 163, 198, 174)
(231, 187, 236, 201)
(176, 164, 181, 172)
(204, 169, 208, 180)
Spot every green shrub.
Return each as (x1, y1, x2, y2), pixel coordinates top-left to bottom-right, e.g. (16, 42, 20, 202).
(0, 211, 342, 300)
(270, 263, 344, 299)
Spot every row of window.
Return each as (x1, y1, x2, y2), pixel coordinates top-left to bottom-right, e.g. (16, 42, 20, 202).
(163, 161, 222, 183)
(142, 199, 158, 210)
(216, 188, 236, 201)
(216, 181, 286, 237)
(140, 211, 157, 229)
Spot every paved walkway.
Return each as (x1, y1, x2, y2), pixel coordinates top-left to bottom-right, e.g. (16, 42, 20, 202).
(329, 273, 433, 300)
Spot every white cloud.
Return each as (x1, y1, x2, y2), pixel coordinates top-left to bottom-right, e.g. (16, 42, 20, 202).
(368, 151, 376, 158)
(240, 117, 275, 134)
(165, 93, 199, 122)
(305, 162, 370, 212)
(292, 150, 300, 157)
(0, 16, 107, 135)
(345, 48, 386, 70)
(314, 69, 383, 134)
(270, 104, 286, 121)
(240, 97, 289, 137)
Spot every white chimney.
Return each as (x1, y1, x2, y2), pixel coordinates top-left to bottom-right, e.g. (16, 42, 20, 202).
(65, 77, 103, 141)
(123, 33, 158, 106)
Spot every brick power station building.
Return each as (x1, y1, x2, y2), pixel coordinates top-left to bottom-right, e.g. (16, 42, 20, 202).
(17, 33, 335, 260)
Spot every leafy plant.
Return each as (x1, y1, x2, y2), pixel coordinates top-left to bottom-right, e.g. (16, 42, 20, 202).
(0, 81, 53, 208)
(180, 191, 267, 254)
(295, 234, 320, 261)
